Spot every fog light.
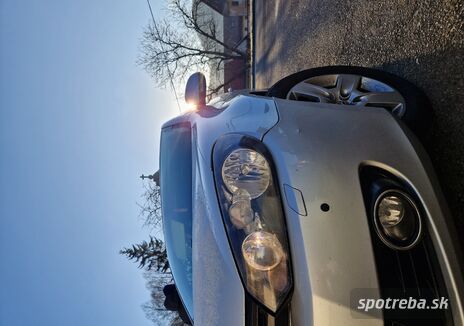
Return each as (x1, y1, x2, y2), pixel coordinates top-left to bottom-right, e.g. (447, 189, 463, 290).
(374, 190, 422, 250)
(242, 231, 284, 271)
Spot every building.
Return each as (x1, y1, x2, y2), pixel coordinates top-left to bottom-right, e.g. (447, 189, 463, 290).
(200, 0, 247, 16)
(196, 0, 248, 93)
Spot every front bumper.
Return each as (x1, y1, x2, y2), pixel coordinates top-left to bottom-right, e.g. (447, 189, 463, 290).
(262, 99, 464, 325)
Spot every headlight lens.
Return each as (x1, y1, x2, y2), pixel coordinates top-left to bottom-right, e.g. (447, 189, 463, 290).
(374, 190, 422, 250)
(221, 148, 271, 199)
(213, 135, 292, 313)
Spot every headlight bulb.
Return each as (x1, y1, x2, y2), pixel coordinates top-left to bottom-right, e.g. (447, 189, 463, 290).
(228, 189, 254, 229)
(378, 195, 405, 227)
(242, 231, 284, 271)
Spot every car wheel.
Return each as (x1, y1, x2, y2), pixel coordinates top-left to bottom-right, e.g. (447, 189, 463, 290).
(266, 66, 433, 138)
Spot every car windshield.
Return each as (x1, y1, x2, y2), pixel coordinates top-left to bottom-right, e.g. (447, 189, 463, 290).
(160, 123, 193, 320)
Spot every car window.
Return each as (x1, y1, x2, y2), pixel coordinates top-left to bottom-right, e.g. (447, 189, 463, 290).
(160, 123, 193, 320)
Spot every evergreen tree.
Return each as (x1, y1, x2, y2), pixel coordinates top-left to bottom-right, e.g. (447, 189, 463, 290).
(120, 236, 169, 273)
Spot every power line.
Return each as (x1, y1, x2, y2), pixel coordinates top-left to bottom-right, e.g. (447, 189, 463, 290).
(145, 0, 182, 113)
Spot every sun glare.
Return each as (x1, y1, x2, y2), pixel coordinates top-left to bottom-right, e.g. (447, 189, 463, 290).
(181, 101, 197, 112)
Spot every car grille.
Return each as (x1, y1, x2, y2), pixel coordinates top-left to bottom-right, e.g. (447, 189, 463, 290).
(371, 224, 453, 325)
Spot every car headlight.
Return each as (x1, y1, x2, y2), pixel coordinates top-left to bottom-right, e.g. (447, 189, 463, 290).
(374, 190, 422, 250)
(213, 134, 292, 313)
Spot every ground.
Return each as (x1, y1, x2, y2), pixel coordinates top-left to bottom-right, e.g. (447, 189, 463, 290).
(253, 0, 464, 253)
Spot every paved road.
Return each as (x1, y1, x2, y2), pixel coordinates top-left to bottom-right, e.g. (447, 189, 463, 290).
(254, 0, 464, 248)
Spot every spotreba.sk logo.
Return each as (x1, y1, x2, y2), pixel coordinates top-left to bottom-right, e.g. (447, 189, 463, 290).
(357, 297, 449, 312)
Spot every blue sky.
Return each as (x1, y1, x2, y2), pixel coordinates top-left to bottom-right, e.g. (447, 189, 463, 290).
(0, 1, 179, 325)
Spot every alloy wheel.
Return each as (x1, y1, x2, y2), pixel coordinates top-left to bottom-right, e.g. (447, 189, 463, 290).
(286, 74, 406, 117)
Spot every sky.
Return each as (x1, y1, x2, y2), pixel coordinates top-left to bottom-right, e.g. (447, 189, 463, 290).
(0, 1, 180, 325)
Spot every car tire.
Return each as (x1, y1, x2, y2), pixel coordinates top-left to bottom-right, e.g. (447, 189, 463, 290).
(266, 66, 433, 139)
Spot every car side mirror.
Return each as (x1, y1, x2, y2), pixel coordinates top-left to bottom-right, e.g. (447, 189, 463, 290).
(185, 72, 206, 106)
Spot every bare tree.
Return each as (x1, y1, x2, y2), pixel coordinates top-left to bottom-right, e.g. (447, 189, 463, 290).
(142, 272, 185, 326)
(138, 180, 162, 230)
(139, 0, 248, 96)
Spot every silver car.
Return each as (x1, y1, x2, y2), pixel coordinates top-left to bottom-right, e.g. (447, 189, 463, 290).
(159, 66, 464, 325)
